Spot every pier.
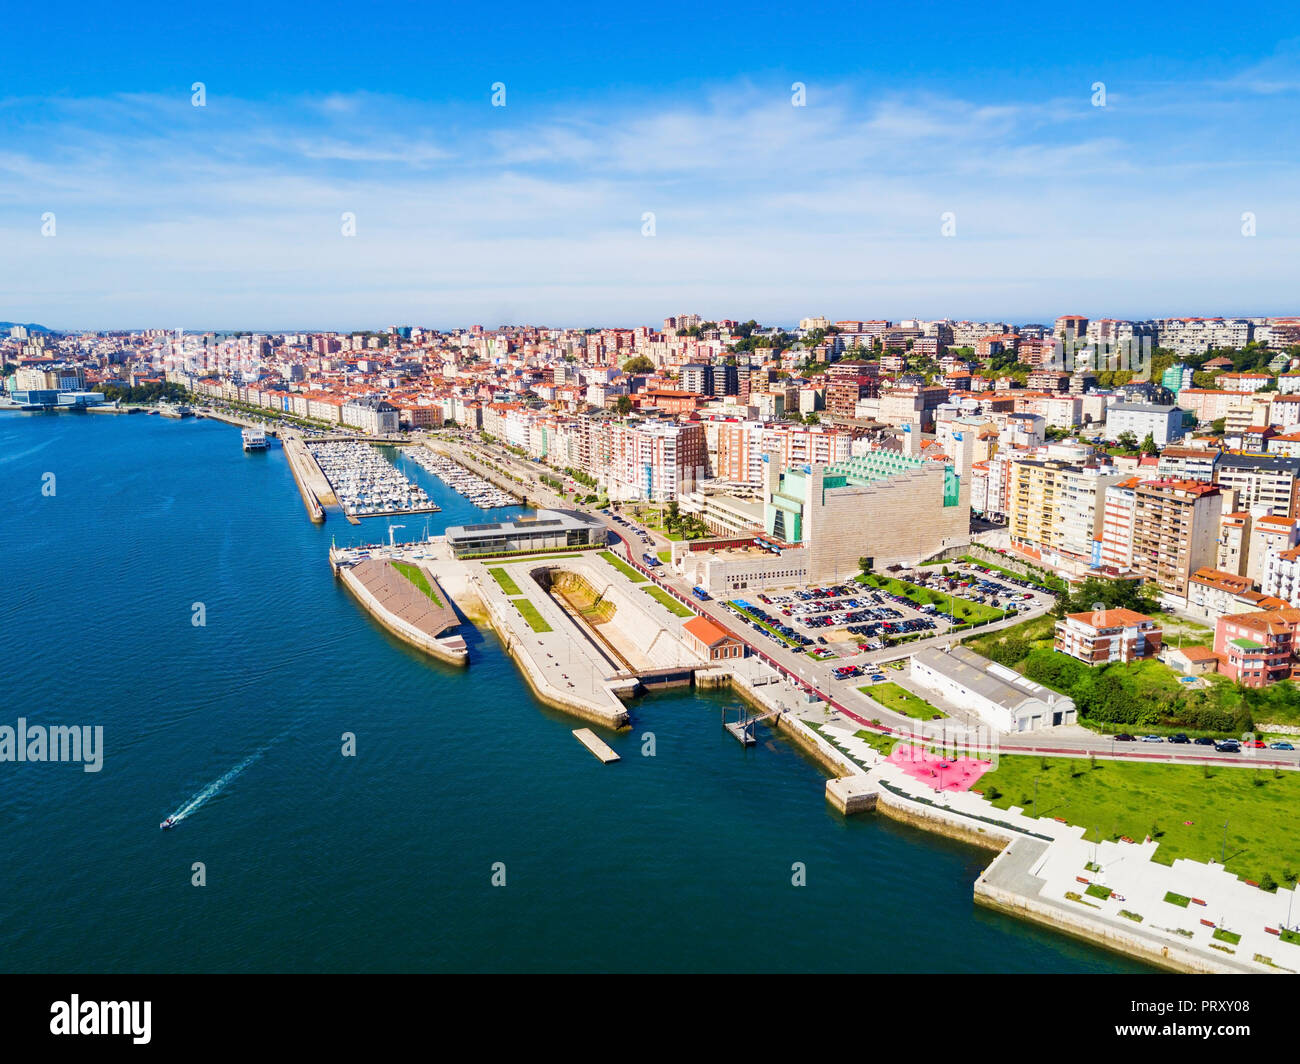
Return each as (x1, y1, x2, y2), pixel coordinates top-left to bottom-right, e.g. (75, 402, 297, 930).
(331, 551, 468, 665)
(282, 435, 328, 523)
(573, 728, 620, 763)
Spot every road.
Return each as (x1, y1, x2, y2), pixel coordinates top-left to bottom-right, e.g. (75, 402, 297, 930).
(440, 433, 1300, 770)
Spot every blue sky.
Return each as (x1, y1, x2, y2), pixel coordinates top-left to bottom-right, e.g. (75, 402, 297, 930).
(2, 1, 1299, 329)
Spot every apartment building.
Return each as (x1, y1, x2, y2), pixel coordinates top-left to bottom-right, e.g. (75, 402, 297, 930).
(1186, 567, 1259, 624)
(1245, 514, 1300, 588)
(1008, 459, 1124, 571)
(714, 421, 853, 486)
(1216, 511, 1252, 575)
(1129, 479, 1223, 599)
(1098, 476, 1140, 572)
(1215, 453, 1300, 518)
(1214, 609, 1300, 687)
(1218, 372, 1274, 393)
(825, 360, 880, 420)
(603, 419, 706, 503)
(1054, 609, 1162, 665)
(1156, 445, 1220, 483)
(341, 395, 399, 434)
(1104, 403, 1186, 447)
(1157, 318, 1253, 356)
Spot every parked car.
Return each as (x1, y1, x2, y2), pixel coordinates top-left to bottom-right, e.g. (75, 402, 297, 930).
(1193, 736, 1216, 746)
(1169, 733, 1189, 744)
(1214, 739, 1241, 753)
(1140, 735, 1164, 743)
(1246, 739, 1267, 749)
(1269, 741, 1295, 750)
(1114, 733, 1136, 742)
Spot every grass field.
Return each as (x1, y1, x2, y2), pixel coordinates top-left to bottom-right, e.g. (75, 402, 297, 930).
(641, 585, 693, 617)
(511, 598, 552, 633)
(487, 567, 522, 596)
(657, 550, 671, 564)
(977, 754, 1300, 885)
(862, 682, 947, 720)
(964, 613, 1058, 661)
(598, 551, 646, 583)
(858, 572, 1007, 626)
(392, 561, 442, 606)
(956, 555, 1061, 591)
(854, 729, 901, 756)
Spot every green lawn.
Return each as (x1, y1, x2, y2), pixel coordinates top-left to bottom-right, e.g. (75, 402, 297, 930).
(956, 555, 1062, 592)
(487, 567, 522, 596)
(964, 613, 1057, 662)
(854, 729, 902, 757)
(862, 681, 947, 720)
(730, 603, 802, 648)
(977, 754, 1300, 885)
(599, 551, 646, 583)
(392, 561, 443, 606)
(858, 572, 1007, 626)
(511, 597, 552, 633)
(657, 550, 672, 564)
(641, 585, 693, 618)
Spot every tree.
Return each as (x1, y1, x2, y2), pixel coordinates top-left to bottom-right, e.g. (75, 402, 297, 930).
(858, 557, 872, 575)
(1211, 417, 1227, 435)
(622, 355, 654, 374)
(616, 395, 632, 415)
(1140, 433, 1158, 456)
(1115, 430, 1139, 452)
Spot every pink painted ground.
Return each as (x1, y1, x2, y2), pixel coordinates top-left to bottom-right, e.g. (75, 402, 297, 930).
(888, 745, 993, 792)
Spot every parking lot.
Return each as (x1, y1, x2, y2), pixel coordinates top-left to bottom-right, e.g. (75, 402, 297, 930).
(719, 563, 1056, 670)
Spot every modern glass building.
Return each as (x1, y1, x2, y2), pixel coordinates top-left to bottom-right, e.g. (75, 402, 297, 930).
(444, 508, 605, 558)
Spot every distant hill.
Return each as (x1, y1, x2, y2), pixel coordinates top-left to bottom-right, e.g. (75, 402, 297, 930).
(0, 322, 52, 334)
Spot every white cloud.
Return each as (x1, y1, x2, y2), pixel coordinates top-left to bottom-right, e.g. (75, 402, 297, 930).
(0, 77, 1296, 328)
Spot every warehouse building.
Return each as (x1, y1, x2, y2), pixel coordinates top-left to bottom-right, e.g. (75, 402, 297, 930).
(909, 645, 1076, 732)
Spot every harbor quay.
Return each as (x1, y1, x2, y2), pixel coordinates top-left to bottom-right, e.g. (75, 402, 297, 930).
(330, 549, 467, 665)
(282, 434, 330, 522)
(318, 449, 1300, 975)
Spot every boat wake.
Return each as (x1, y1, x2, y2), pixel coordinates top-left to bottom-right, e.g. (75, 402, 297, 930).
(160, 744, 271, 830)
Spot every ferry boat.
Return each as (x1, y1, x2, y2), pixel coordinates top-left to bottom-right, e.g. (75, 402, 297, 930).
(242, 427, 269, 451)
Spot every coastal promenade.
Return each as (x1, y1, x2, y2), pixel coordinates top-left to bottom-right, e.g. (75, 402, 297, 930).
(708, 661, 1276, 973)
(465, 556, 633, 728)
(282, 434, 332, 523)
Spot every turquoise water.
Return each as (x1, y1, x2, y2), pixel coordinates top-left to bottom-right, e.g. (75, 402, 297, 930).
(0, 413, 1146, 972)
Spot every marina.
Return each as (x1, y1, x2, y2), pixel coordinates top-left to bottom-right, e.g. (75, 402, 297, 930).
(0, 411, 1142, 976)
(309, 441, 440, 519)
(406, 448, 517, 508)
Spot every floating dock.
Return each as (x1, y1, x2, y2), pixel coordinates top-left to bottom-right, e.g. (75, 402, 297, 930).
(725, 721, 758, 746)
(573, 728, 620, 763)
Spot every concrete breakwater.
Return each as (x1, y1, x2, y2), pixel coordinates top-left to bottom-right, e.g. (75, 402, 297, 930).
(282, 436, 328, 522)
(475, 575, 631, 729)
(332, 554, 468, 666)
